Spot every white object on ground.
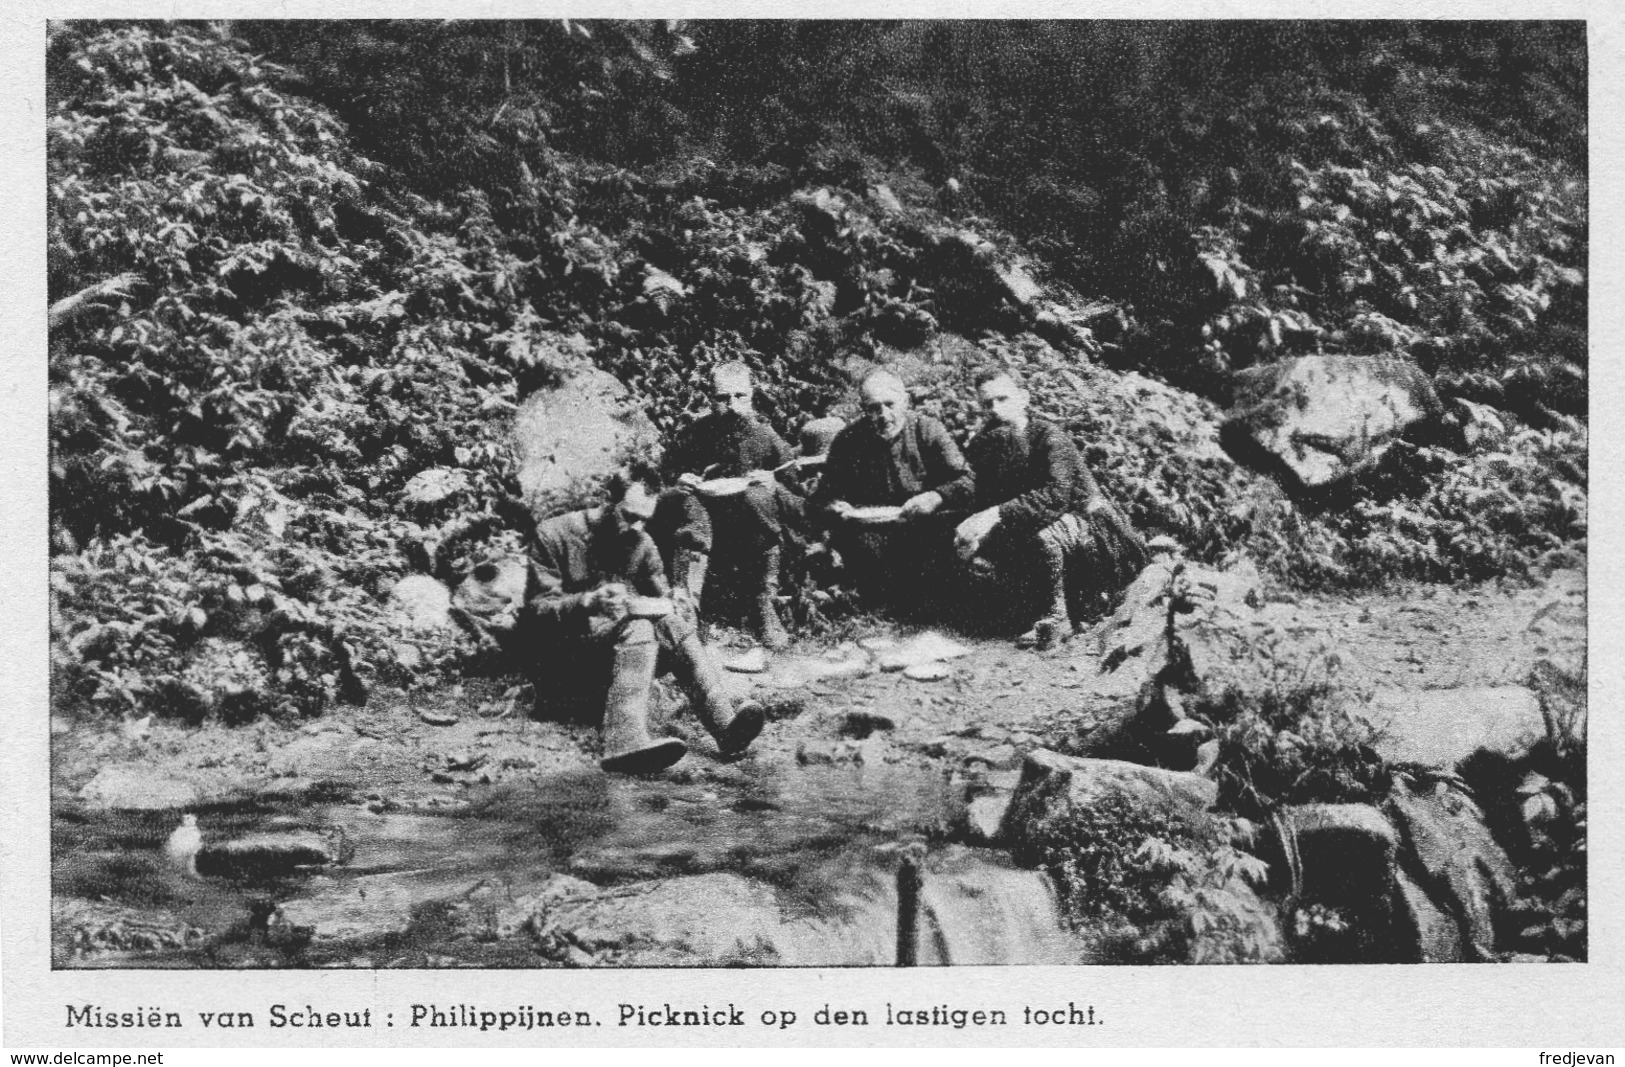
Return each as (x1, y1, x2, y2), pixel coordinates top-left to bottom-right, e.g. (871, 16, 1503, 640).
(878, 631, 973, 672)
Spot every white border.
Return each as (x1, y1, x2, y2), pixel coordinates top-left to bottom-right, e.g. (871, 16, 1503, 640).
(4, 2, 1620, 1050)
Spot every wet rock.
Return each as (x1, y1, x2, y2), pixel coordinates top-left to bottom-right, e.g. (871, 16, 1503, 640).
(513, 347, 660, 513)
(999, 750, 1218, 849)
(1369, 686, 1546, 769)
(543, 873, 786, 966)
(1386, 780, 1516, 958)
(1394, 869, 1465, 962)
(77, 767, 201, 811)
(1277, 803, 1398, 903)
(1221, 354, 1443, 491)
(196, 829, 350, 878)
(272, 877, 415, 948)
(54, 899, 207, 961)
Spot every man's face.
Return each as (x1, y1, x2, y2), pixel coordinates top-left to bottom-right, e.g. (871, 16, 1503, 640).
(614, 483, 659, 538)
(860, 380, 908, 440)
(978, 376, 1028, 429)
(711, 371, 754, 418)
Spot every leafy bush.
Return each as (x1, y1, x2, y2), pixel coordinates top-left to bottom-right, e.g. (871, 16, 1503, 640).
(1203, 646, 1388, 823)
(1021, 796, 1279, 964)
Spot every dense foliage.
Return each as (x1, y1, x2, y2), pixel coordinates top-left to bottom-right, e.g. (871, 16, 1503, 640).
(48, 20, 1587, 721)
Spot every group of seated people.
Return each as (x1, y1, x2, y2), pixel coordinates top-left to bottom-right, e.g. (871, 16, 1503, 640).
(464, 360, 1147, 775)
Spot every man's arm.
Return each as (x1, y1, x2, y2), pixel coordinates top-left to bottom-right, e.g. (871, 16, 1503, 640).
(526, 534, 594, 632)
(994, 423, 1081, 533)
(808, 430, 856, 514)
(918, 418, 975, 510)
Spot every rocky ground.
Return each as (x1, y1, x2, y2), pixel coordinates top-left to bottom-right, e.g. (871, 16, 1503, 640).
(50, 557, 1585, 968)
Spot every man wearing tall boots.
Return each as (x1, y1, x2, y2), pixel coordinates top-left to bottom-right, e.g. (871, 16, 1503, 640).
(519, 462, 764, 773)
(953, 368, 1148, 649)
(662, 361, 804, 650)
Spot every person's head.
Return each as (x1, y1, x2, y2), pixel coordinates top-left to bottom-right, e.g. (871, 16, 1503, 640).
(605, 460, 662, 537)
(858, 370, 909, 440)
(710, 361, 756, 418)
(975, 368, 1029, 431)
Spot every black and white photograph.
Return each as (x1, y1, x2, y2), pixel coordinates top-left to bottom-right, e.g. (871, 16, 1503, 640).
(6, 8, 1621, 1050)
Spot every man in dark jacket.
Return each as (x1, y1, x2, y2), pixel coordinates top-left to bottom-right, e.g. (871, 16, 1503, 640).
(812, 369, 975, 607)
(955, 369, 1147, 647)
(513, 462, 764, 773)
(660, 361, 804, 649)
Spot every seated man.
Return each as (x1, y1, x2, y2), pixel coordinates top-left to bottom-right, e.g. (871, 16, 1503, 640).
(500, 462, 764, 774)
(811, 369, 975, 608)
(661, 361, 804, 649)
(954, 368, 1148, 648)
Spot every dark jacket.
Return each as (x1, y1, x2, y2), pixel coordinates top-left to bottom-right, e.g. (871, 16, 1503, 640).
(663, 410, 795, 481)
(966, 418, 1100, 534)
(527, 508, 669, 639)
(811, 413, 975, 512)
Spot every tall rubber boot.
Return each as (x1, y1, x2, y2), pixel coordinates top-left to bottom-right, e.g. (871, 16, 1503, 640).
(1017, 537, 1072, 651)
(671, 547, 708, 602)
(599, 623, 687, 774)
(750, 546, 790, 651)
(672, 633, 764, 756)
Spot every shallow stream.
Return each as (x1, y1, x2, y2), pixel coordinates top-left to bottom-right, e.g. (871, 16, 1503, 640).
(54, 758, 1086, 967)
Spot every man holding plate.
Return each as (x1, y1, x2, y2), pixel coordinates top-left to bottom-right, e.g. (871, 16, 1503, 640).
(811, 369, 975, 609)
(661, 361, 805, 649)
(515, 462, 765, 774)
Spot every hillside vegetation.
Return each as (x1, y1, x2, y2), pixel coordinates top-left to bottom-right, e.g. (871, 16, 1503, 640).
(48, 20, 1586, 721)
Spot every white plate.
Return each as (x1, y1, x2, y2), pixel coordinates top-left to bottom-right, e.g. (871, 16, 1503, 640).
(626, 596, 674, 619)
(845, 505, 906, 525)
(695, 476, 754, 498)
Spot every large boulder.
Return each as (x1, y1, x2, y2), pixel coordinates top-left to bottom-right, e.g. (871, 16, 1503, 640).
(999, 749, 1218, 851)
(1369, 686, 1547, 770)
(535, 872, 787, 966)
(513, 354, 659, 514)
(1221, 354, 1443, 491)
